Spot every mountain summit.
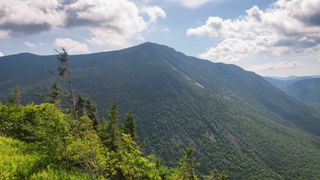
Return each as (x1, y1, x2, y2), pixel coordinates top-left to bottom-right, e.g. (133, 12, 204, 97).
(1, 43, 320, 179)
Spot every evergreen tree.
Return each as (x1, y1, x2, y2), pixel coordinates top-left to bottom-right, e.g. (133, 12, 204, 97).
(56, 48, 77, 119)
(123, 112, 137, 139)
(204, 170, 228, 180)
(85, 99, 99, 130)
(179, 147, 198, 180)
(98, 102, 121, 151)
(50, 83, 61, 106)
(7, 86, 21, 106)
(36, 83, 61, 107)
(75, 95, 86, 118)
(75, 95, 99, 129)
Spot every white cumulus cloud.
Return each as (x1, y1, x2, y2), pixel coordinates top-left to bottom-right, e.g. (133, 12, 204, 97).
(0, 52, 4, 57)
(187, 0, 320, 63)
(199, 38, 265, 63)
(0, 0, 166, 48)
(249, 61, 302, 71)
(0, 0, 64, 35)
(143, 6, 166, 23)
(54, 38, 90, 54)
(24, 42, 36, 48)
(175, 0, 212, 8)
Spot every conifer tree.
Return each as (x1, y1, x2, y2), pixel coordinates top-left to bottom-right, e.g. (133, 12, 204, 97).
(50, 83, 61, 105)
(36, 83, 61, 107)
(204, 170, 228, 180)
(179, 147, 198, 180)
(123, 112, 137, 139)
(75, 95, 99, 128)
(75, 95, 86, 118)
(98, 102, 121, 151)
(56, 48, 77, 119)
(7, 86, 21, 106)
(85, 99, 99, 129)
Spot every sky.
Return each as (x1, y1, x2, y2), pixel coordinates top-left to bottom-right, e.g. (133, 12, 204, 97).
(0, 0, 320, 77)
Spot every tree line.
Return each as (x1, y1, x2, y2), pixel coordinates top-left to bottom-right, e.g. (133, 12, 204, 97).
(0, 49, 227, 179)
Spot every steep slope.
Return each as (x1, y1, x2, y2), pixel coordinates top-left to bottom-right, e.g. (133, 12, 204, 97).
(285, 78, 320, 110)
(265, 76, 320, 110)
(264, 77, 299, 90)
(265, 76, 320, 90)
(1, 43, 320, 179)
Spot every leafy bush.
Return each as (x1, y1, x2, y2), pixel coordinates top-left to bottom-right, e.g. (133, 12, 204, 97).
(0, 103, 171, 179)
(0, 136, 43, 179)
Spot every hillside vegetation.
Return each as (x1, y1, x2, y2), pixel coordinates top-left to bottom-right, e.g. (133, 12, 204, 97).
(1, 43, 320, 179)
(286, 78, 320, 110)
(0, 101, 227, 179)
(0, 49, 225, 179)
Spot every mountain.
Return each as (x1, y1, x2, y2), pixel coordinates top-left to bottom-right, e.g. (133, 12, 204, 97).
(1, 42, 320, 179)
(265, 76, 320, 109)
(285, 78, 320, 110)
(265, 75, 320, 90)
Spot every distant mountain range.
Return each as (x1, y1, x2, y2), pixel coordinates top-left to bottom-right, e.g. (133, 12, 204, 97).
(264, 75, 320, 89)
(1, 42, 320, 179)
(265, 76, 320, 110)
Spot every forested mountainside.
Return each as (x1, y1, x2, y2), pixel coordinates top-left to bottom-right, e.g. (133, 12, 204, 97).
(266, 77, 320, 110)
(1, 102, 218, 179)
(1, 42, 320, 179)
(285, 78, 320, 110)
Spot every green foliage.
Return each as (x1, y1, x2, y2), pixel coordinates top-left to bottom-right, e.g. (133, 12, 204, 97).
(2, 43, 320, 179)
(285, 78, 320, 110)
(0, 136, 43, 179)
(98, 102, 121, 151)
(30, 167, 92, 180)
(0, 103, 70, 163)
(75, 95, 99, 129)
(0, 135, 90, 179)
(108, 134, 163, 179)
(174, 147, 198, 180)
(37, 83, 62, 106)
(123, 112, 137, 139)
(65, 116, 106, 175)
(204, 170, 228, 180)
(0, 103, 180, 179)
(7, 86, 21, 106)
(56, 48, 77, 119)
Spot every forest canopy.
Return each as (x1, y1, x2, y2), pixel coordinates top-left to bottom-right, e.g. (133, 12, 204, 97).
(0, 50, 226, 179)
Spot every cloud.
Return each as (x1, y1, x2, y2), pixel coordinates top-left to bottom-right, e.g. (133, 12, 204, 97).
(0, 0, 64, 36)
(175, 0, 212, 8)
(187, 0, 320, 63)
(0, 0, 166, 48)
(24, 42, 36, 48)
(161, 27, 171, 32)
(0, 52, 3, 57)
(0, 30, 10, 38)
(54, 38, 90, 54)
(249, 61, 302, 71)
(143, 6, 166, 23)
(199, 38, 265, 63)
(64, 0, 150, 48)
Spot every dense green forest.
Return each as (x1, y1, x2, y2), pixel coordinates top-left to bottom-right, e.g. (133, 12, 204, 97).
(285, 78, 320, 110)
(265, 77, 320, 110)
(1, 102, 227, 179)
(1, 43, 320, 179)
(0, 50, 226, 179)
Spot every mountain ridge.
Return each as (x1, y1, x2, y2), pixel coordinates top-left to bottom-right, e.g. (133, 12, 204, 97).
(1, 42, 320, 179)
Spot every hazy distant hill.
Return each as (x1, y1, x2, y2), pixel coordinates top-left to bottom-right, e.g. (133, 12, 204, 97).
(265, 76, 320, 90)
(285, 78, 320, 110)
(1, 43, 320, 179)
(265, 76, 320, 110)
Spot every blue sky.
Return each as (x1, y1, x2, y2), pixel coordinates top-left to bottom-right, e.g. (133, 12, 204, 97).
(0, 0, 319, 77)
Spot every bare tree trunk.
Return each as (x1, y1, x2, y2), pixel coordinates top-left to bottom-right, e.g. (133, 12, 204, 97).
(66, 62, 77, 120)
